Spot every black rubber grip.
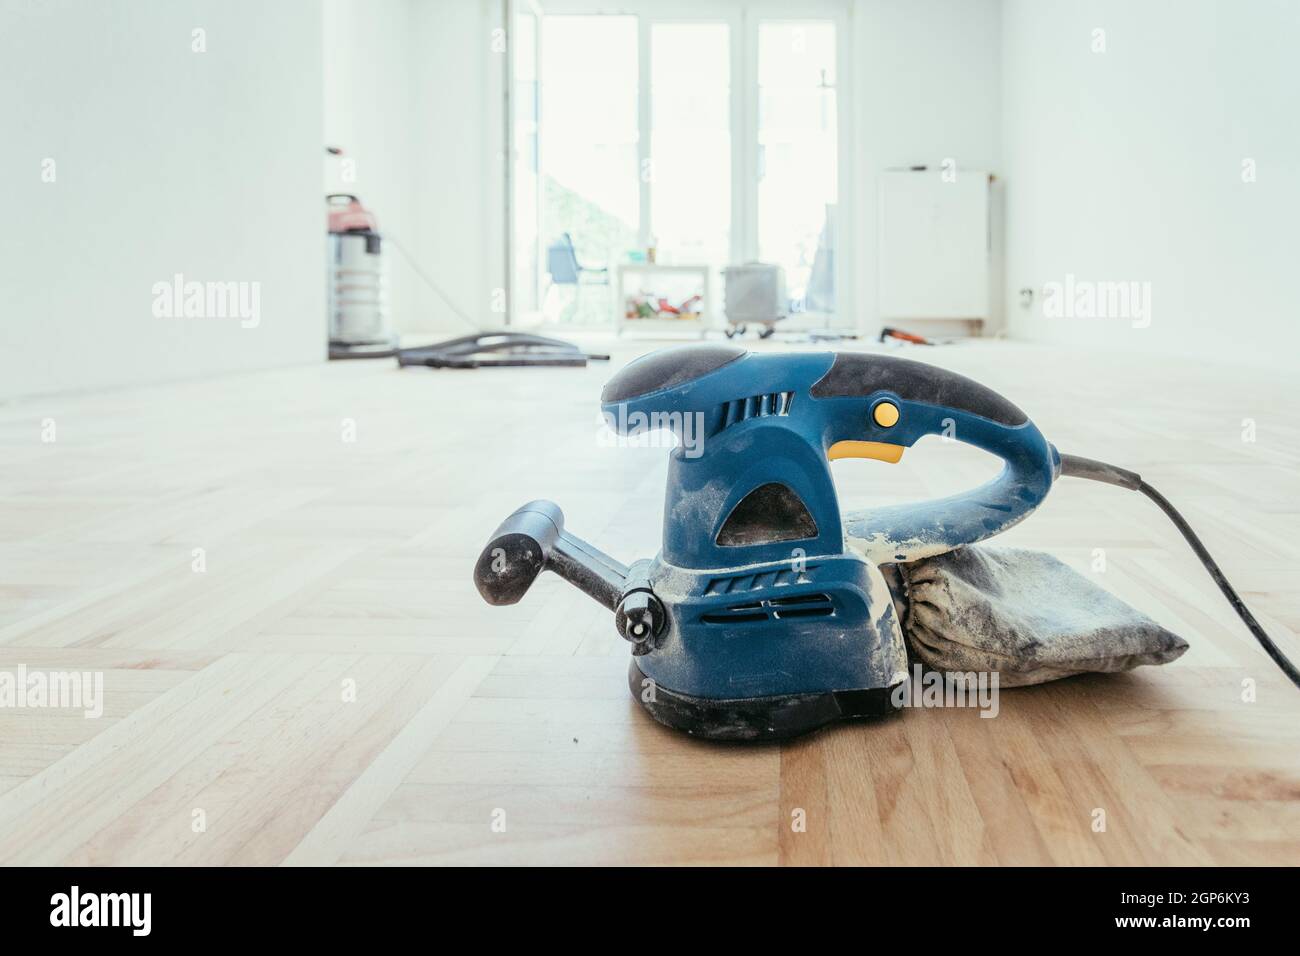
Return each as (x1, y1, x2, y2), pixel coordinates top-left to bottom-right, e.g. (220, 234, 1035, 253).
(601, 344, 745, 403)
(809, 353, 1027, 426)
(473, 501, 564, 606)
(473, 501, 630, 610)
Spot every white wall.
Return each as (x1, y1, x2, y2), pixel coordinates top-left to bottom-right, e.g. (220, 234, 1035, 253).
(852, 0, 1004, 334)
(0, 0, 325, 400)
(410, 0, 505, 335)
(1002, 0, 1300, 365)
(323, 0, 500, 336)
(11, 0, 1282, 394)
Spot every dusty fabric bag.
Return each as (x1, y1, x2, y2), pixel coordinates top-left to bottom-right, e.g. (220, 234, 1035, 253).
(882, 545, 1188, 686)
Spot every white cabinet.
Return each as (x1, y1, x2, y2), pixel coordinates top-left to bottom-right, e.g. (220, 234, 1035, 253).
(878, 169, 990, 324)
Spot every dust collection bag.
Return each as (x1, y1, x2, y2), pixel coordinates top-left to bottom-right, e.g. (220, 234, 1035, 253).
(883, 545, 1189, 686)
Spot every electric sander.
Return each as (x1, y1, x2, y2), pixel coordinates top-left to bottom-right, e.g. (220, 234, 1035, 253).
(473, 345, 1299, 740)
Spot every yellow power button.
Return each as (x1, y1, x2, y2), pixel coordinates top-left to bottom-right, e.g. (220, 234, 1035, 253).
(873, 401, 900, 428)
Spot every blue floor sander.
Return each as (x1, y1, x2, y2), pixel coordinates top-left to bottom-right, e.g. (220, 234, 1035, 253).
(473, 344, 1299, 740)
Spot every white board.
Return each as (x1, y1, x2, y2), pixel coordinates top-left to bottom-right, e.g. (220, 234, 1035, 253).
(878, 169, 989, 321)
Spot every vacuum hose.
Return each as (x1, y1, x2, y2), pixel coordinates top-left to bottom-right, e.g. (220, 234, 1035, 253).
(1058, 453, 1300, 690)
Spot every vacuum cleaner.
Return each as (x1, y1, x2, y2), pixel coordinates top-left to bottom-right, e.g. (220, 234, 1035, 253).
(327, 192, 397, 359)
(325, 196, 606, 368)
(473, 345, 1299, 740)
(323, 147, 604, 369)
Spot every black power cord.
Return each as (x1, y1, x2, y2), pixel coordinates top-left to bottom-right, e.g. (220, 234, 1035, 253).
(1059, 453, 1300, 690)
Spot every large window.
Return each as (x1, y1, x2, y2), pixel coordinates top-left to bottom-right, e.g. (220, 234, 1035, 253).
(538, 15, 639, 323)
(757, 21, 838, 313)
(509, 3, 847, 327)
(650, 23, 732, 269)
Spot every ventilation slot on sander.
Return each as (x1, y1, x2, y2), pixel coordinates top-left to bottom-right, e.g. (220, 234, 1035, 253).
(701, 593, 835, 625)
(719, 391, 794, 431)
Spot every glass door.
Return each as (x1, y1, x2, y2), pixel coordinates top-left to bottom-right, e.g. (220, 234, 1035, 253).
(754, 18, 839, 317)
(537, 14, 639, 325)
(511, 2, 850, 329)
(647, 22, 732, 270)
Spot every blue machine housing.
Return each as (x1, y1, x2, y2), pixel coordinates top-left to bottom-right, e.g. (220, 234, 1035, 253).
(638, 552, 903, 703)
(474, 344, 1061, 739)
(599, 346, 1058, 704)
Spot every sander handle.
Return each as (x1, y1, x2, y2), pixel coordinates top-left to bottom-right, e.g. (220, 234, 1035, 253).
(599, 346, 1058, 567)
(473, 500, 628, 610)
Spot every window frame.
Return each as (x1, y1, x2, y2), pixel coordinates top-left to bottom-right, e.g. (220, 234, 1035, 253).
(512, 0, 855, 328)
